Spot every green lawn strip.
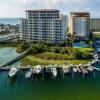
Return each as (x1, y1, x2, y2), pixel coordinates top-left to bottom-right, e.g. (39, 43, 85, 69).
(93, 33, 100, 37)
(20, 55, 90, 67)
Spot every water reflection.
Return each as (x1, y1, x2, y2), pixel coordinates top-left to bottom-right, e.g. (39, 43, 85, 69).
(0, 47, 100, 100)
(0, 67, 100, 100)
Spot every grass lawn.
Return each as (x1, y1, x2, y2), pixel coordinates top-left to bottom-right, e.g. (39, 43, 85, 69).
(20, 55, 90, 67)
(76, 48, 94, 52)
(93, 32, 100, 37)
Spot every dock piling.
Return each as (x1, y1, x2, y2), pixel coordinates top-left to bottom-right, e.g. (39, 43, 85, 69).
(93, 71, 96, 78)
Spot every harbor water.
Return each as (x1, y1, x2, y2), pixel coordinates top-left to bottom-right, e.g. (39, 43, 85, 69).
(0, 47, 100, 100)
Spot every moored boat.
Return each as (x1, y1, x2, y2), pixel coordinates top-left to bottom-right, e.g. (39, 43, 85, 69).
(76, 65, 81, 73)
(87, 67, 94, 72)
(72, 67, 77, 73)
(33, 65, 43, 74)
(52, 68, 57, 77)
(8, 68, 18, 78)
(25, 68, 33, 79)
(46, 65, 52, 73)
(79, 66, 88, 74)
(63, 66, 71, 74)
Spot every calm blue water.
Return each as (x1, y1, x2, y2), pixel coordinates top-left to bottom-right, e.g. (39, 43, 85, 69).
(0, 18, 19, 25)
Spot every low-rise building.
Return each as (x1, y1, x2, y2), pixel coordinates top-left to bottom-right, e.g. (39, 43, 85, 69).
(0, 34, 18, 42)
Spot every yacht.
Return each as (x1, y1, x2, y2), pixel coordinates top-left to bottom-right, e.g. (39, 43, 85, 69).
(76, 65, 81, 73)
(46, 66, 52, 73)
(63, 67, 71, 74)
(80, 67, 88, 74)
(33, 65, 43, 74)
(87, 67, 94, 72)
(72, 67, 77, 73)
(25, 68, 33, 79)
(8, 68, 18, 78)
(52, 68, 57, 77)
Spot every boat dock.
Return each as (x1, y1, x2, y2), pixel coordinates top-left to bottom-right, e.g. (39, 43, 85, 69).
(89, 66, 100, 71)
(0, 64, 100, 72)
(0, 64, 100, 79)
(0, 52, 100, 79)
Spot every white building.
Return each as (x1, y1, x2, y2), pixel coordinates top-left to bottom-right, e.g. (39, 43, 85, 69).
(0, 34, 18, 42)
(20, 9, 67, 44)
(69, 12, 90, 40)
(20, 18, 28, 41)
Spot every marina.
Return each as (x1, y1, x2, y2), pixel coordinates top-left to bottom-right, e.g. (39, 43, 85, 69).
(0, 63, 100, 79)
(0, 47, 100, 79)
(0, 68, 100, 100)
(0, 6, 100, 100)
(0, 46, 100, 100)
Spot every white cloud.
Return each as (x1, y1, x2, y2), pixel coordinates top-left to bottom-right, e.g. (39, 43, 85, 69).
(0, 0, 99, 17)
(15, 0, 87, 9)
(0, 3, 25, 18)
(18, 0, 87, 4)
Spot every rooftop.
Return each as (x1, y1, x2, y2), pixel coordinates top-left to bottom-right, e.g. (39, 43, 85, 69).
(70, 12, 90, 17)
(70, 12, 90, 14)
(26, 9, 59, 12)
(91, 18, 100, 20)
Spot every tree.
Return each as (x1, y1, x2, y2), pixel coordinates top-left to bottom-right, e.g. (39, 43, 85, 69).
(66, 38, 73, 46)
(50, 46, 61, 53)
(21, 42, 29, 50)
(89, 41, 93, 48)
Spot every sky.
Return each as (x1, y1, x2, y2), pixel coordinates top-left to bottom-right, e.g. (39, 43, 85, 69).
(0, 0, 100, 18)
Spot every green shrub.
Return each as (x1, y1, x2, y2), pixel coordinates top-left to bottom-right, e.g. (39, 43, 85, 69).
(36, 52, 76, 60)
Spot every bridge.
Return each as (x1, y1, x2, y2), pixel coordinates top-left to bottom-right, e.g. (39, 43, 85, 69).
(0, 48, 31, 67)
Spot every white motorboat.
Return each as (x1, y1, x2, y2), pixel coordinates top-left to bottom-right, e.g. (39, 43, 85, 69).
(33, 65, 43, 74)
(46, 66, 52, 73)
(8, 68, 18, 78)
(63, 67, 71, 74)
(25, 68, 33, 79)
(76, 65, 81, 73)
(72, 67, 77, 73)
(80, 67, 88, 74)
(52, 68, 57, 77)
(87, 67, 94, 72)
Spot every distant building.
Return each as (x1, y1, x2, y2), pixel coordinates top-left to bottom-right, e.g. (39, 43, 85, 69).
(90, 18, 100, 31)
(20, 9, 67, 44)
(20, 18, 28, 41)
(69, 12, 90, 40)
(0, 34, 18, 42)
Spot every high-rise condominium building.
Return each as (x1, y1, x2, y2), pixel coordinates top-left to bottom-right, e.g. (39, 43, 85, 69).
(20, 9, 67, 44)
(69, 12, 90, 40)
(90, 18, 100, 31)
